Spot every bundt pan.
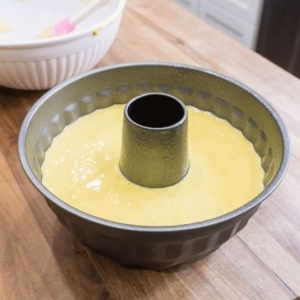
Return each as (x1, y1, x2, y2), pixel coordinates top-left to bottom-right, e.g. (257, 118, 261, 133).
(18, 62, 290, 270)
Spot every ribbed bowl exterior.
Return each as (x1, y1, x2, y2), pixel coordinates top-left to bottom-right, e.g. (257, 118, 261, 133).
(18, 63, 290, 270)
(0, 15, 121, 90)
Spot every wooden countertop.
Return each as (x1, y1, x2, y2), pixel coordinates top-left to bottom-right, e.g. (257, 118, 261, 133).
(1, 0, 300, 299)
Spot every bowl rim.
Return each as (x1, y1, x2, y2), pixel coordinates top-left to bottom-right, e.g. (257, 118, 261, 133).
(18, 62, 291, 233)
(0, 0, 126, 49)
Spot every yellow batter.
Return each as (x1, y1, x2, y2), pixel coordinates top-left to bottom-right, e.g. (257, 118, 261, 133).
(0, 21, 11, 34)
(42, 105, 264, 226)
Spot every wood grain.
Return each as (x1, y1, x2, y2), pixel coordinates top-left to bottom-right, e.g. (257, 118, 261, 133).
(0, 0, 300, 299)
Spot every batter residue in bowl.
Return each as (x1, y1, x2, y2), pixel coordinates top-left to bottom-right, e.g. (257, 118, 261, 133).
(0, 21, 11, 33)
(41, 105, 264, 226)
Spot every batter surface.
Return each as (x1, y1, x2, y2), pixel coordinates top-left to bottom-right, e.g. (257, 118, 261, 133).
(42, 105, 264, 226)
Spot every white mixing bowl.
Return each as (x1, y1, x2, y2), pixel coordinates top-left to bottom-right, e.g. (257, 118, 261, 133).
(0, 0, 126, 90)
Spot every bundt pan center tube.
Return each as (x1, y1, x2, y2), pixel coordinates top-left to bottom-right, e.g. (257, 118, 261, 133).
(120, 93, 189, 188)
(18, 62, 290, 270)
